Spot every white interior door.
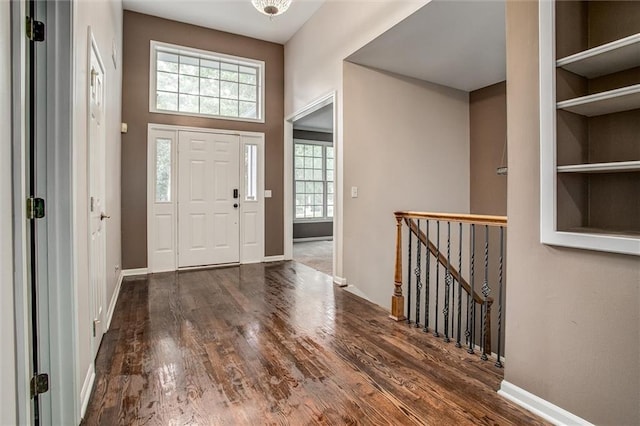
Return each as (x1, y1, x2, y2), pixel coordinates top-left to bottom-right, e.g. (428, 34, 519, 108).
(88, 35, 106, 357)
(178, 131, 240, 267)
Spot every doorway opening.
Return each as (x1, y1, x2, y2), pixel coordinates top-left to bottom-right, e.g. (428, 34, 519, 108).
(290, 101, 334, 276)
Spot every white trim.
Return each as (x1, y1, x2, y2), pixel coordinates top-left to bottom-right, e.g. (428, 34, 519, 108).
(79, 363, 95, 420)
(333, 276, 347, 287)
(105, 271, 123, 331)
(498, 381, 594, 426)
(149, 40, 265, 124)
(263, 255, 285, 262)
(122, 268, 149, 277)
(285, 92, 337, 265)
(148, 122, 265, 138)
(294, 236, 333, 243)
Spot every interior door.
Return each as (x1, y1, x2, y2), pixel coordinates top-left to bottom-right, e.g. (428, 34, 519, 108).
(178, 131, 240, 267)
(88, 35, 106, 357)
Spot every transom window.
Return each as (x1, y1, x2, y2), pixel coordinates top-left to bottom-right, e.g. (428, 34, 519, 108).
(294, 141, 334, 221)
(150, 41, 264, 122)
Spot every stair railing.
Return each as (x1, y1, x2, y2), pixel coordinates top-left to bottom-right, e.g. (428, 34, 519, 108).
(391, 211, 507, 367)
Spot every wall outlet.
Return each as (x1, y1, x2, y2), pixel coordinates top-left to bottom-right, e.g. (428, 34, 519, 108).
(351, 186, 358, 198)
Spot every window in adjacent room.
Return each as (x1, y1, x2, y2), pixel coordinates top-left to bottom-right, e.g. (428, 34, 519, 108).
(294, 141, 334, 221)
(150, 41, 265, 122)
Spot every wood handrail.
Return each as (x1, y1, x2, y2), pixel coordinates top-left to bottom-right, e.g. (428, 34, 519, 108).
(404, 218, 488, 306)
(395, 211, 507, 227)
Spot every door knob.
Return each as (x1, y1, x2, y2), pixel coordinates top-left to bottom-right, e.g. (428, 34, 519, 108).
(233, 203, 239, 208)
(100, 212, 110, 220)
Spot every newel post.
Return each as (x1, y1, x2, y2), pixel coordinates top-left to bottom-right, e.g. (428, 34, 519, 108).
(390, 214, 406, 321)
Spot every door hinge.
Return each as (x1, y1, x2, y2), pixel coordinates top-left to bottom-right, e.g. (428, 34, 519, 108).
(26, 17, 45, 42)
(26, 197, 45, 220)
(30, 373, 49, 398)
(93, 319, 101, 337)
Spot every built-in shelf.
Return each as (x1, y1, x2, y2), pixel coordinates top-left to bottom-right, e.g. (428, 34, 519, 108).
(557, 161, 640, 173)
(556, 84, 640, 117)
(556, 33, 640, 78)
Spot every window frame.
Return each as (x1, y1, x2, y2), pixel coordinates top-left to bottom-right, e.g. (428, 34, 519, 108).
(149, 40, 265, 123)
(293, 138, 334, 223)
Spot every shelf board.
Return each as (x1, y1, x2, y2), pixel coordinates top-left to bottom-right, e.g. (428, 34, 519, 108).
(556, 33, 640, 78)
(556, 84, 640, 117)
(562, 227, 640, 238)
(557, 161, 640, 173)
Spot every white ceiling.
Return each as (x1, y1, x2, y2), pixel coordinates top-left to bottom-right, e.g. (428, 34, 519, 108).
(346, 0, 506, 92)
(293, 103, 333, 132)
(123, 0, 325, 44)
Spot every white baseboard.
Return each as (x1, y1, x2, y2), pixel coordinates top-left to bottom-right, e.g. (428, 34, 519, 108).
(293, 236, 333, 242)
(79, 363, 95, 420)
(333, 276, 347, 287)
(263, 255, 285, 262)
(498, 380, 594, 426)
(105, 271, 123, 330)
(122, 267, 148, 277)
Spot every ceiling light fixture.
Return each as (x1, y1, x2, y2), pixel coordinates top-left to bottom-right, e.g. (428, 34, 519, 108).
(252, 0, 292, 17)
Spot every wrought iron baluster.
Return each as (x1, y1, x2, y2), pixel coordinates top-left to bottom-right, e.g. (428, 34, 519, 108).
(434, 221, 440, 337)
(495, 226, 504, 368)
(415, 220, 422, 328)
(423, 220, 430, 333)
(467, 224, 476, 354)
(407, 222, 413, 324)
(443, 222, 451, 343)
(481, 225, 490, 361)
(456, 222, 463, 348)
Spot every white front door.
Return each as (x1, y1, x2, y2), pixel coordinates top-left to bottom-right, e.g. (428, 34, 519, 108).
(88, 35, 106, 357)
(178, 131, 240, 267)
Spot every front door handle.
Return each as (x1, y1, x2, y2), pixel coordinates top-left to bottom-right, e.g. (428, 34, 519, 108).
(233, 189, 239, 199)
(233, 203, 239, 209)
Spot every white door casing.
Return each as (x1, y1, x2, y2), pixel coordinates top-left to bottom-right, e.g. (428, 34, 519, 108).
(87, 32, 106, 357)
(178, 131, 240, 267)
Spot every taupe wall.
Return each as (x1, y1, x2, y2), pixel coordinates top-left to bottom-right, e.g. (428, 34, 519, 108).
(121, 11, 284, 268)
(343, 63, 470, 308)
(505, 2, 640, 424)
(470, 81, 507, 216)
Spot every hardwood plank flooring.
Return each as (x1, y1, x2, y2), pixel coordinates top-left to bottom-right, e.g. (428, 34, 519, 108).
(82, 261, 547, 425)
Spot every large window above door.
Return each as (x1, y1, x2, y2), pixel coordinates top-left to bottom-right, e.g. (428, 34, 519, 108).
(294, 140, 334, 221)
(150, 41, 265, 123)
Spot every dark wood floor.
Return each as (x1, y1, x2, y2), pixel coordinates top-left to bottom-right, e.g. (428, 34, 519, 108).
(82, 261, 546, 425)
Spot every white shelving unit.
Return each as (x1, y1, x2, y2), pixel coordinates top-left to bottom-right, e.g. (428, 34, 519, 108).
(539, 0, 640, 256)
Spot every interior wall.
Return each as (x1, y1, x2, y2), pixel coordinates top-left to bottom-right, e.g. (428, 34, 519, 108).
(343, 63, 470, 308)
(505, 2, 640, 424)
(470, 81, 507, 216)
(0, 1, 17, 423)
(285, 0, 429, 279)
(72, 0, 123, 416)
(121, 11, 284, 268)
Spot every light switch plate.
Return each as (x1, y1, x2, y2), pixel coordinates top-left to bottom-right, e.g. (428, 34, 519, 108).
(351, 186, 358, 198)
(264, 190, 272, 198)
